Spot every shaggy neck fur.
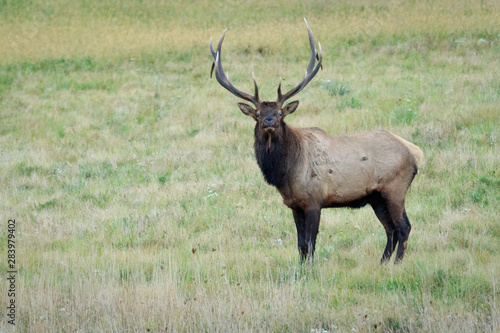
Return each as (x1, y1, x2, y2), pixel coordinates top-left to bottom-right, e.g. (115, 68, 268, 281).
(254, 122, 300, 189)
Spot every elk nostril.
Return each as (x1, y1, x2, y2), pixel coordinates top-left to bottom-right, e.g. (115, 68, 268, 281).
(264, 118, 275, 126)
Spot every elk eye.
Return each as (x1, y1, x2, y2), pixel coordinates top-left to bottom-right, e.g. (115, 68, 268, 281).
(279, 111, 283, 116)
(256, 112, 260, 117)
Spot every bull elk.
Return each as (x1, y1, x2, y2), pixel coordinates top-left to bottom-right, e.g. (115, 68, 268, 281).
(210, 19, 423, 263)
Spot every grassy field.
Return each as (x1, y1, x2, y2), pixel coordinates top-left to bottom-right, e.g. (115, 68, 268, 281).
(1, 0, 499, 331)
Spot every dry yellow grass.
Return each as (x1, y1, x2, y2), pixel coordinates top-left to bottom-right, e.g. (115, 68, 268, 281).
(1, 0, 499, 64)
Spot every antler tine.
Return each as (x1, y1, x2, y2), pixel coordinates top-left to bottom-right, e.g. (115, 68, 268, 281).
(252, 71, 259, 102)
(210, 37, 216, 79)
(209, 29, 260, 106)
(304, 18, 316, 75)
(277, 79, 283, 102)
(277, 18, 323, 105)
(209, 29, 227, 79)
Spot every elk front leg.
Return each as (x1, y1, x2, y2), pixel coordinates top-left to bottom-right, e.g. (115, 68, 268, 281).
(292, 208, 307, 262)
(304, 208, 321, 262)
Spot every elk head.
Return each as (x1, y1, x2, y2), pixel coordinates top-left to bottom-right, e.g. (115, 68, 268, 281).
(210, 19, 323, 146)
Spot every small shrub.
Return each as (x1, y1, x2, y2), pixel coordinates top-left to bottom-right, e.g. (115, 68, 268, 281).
(336, 97, 362, 111)
(322, 80, 351, 96)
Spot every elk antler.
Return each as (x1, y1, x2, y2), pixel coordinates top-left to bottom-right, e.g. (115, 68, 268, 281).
(277, 18, 323, 105)
(210, 29, 260, 106)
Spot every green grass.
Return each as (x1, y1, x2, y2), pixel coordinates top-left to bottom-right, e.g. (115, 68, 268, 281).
(0, 0, 499, 331)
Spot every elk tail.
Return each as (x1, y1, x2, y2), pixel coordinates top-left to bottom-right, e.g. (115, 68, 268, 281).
(405, 140, 423, 168)
(392, 134, 424, 171)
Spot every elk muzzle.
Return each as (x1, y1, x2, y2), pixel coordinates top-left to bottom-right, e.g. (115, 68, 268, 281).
(263, 117, 275, 127)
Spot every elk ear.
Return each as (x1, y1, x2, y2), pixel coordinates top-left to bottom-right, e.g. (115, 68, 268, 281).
(238, 103, 256, 118)
(282, 101, 299, 117)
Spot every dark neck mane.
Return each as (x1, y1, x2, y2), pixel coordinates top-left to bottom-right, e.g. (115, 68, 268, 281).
(254, 123, 300, 189)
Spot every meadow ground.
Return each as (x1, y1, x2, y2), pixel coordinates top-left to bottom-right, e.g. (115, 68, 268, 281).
(0, 0, 499, 331)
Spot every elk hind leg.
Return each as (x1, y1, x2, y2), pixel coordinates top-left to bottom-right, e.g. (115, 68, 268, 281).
(394, 210, 412, 263)
(371, 197, 398, 263)
(385, 196, 411, 263)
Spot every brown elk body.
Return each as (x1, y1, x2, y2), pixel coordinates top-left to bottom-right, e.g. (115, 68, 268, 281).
(210, 19, 423, 263)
